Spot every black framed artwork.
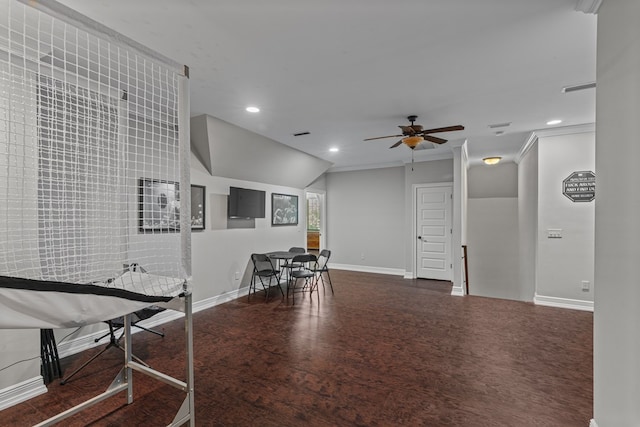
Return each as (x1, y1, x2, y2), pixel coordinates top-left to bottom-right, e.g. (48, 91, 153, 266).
(191, 184, 205, 230)
(271, 193, 298, 226)
(138, 178, 180, 232)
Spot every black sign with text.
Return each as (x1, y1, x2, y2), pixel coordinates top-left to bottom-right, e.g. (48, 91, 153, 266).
(563, 171, 595, 202)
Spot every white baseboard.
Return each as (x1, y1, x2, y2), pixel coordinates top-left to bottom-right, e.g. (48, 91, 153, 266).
(534, 293, 594, 312)
(451, 286, 465, 296)
(403, 271, 415, 279)
(0, 376, 47, 411)
(589, 419, 598, 427)
(330, 263, 405, 276)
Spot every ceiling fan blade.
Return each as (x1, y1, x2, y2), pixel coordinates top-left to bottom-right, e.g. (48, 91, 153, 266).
(398, 125, 416, 134)
(421, 125, 465, 134)
(423, 135, 447, 144)
(389, 140, 403, 149)
(364, 134, 404, 141)
(411, 125, 423, 132)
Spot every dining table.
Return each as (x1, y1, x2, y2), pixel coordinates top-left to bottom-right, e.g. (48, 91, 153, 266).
(266, 251, 300, 284)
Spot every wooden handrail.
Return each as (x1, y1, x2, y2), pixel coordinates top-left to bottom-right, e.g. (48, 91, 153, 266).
(462, 245, 469, 295)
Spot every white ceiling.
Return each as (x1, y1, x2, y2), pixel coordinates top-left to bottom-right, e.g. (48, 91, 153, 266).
(58, 0, 597, 171)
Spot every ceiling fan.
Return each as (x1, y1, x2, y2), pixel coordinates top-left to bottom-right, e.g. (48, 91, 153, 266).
(364, 115, 464, 150)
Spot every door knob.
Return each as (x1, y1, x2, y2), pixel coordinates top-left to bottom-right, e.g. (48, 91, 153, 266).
(417, 236, 422, 240)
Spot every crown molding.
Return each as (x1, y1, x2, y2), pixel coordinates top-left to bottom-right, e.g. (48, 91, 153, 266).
(403, 151, 454, 165)
(532, 123, 595, 139)
(516, 123, 596, 164)
(515, 132, 538, 164)
(575, 0, 603, 14)
(327, 160, 404, 173)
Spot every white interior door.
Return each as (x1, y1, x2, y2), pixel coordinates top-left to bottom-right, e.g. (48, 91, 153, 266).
(416, 184, 452, 281)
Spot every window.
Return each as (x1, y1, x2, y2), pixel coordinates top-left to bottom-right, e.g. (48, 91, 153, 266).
(307, 194, 320, 231)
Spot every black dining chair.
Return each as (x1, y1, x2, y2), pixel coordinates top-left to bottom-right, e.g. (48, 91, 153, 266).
(287, 253, 318, 305)
(282, 246, 306, 268)
(312, 249, 334, 295)
(250, 253, 283, 302)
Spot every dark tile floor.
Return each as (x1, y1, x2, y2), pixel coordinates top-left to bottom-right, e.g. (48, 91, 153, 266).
(1, 270, 593, 426)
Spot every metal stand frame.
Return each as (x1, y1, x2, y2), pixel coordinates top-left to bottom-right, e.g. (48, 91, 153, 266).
(34, 292, 195, 427)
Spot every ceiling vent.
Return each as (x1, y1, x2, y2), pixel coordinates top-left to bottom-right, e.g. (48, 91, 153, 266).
(562, 82, 596, 93)
(488, 122, 511, 129)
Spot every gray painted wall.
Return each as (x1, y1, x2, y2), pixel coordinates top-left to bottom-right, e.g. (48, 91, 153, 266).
(466, 162, 519, 300)
(536, 132, 594, 302)
(191, 114, 331, 188)
(518, 142, 538, 301)
(467, 198, 519, 300)
(594, 1, 640, 424)
(468, 163, 518, 198)
(326, 166, 405, 270)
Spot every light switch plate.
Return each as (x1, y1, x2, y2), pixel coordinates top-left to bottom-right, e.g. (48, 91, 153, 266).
(547, 228, 563, 238)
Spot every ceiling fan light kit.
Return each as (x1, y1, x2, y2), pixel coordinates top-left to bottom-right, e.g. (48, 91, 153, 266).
(402, 135, 424, 149)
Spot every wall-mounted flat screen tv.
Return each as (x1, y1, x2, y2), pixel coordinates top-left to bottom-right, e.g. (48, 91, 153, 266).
(228, 187, 266, 219)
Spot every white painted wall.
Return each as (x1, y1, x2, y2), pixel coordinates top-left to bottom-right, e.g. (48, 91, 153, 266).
(191, 153, 306, 302)
(466, 162, 520, 300)
(326, 166, 405, 271)
(593, 1, 640, 425)
(517, 141, 538, 301)
(536, 131, 594, 303)
(0, 63, 43, 394)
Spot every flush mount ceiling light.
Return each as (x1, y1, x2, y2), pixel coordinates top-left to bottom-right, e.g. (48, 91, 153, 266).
(546, 119, 562, 126)
(483, 157, 502, 165)
(245, 106, 260, 113)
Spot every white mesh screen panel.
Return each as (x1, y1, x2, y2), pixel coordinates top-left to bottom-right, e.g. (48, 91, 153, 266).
(0, 0, 189, 302)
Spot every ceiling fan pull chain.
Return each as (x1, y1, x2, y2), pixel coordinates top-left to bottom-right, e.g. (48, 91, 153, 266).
(411, 149, 414, 171)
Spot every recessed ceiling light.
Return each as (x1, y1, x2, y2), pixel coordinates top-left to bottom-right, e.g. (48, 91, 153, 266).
(546, 119, 562, 126)
(245, 106, 260, 113)
(329, 147, 339, 152)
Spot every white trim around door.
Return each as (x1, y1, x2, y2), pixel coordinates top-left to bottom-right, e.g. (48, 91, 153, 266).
(412, 182, 454, 281)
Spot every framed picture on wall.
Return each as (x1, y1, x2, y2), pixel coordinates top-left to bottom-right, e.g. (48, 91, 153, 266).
(271, 193, 298, 226)
(191, 184, 205, 230)
(138, 178, 180, 232)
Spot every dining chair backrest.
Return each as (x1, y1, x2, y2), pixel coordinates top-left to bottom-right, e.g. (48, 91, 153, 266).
(251, 253, 276, 274)
(291, 253, 316, 267)
(288, 247, 305, 254)
(317, 249, 331, 270)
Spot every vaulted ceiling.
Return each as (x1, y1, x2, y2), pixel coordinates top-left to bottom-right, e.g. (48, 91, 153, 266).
(58, 0, 597, 171)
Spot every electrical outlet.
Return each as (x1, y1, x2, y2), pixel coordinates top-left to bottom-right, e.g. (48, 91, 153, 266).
(581, 280, 590, 291)
(361, 253, 365, 260)
(235, 271, 240, 280)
